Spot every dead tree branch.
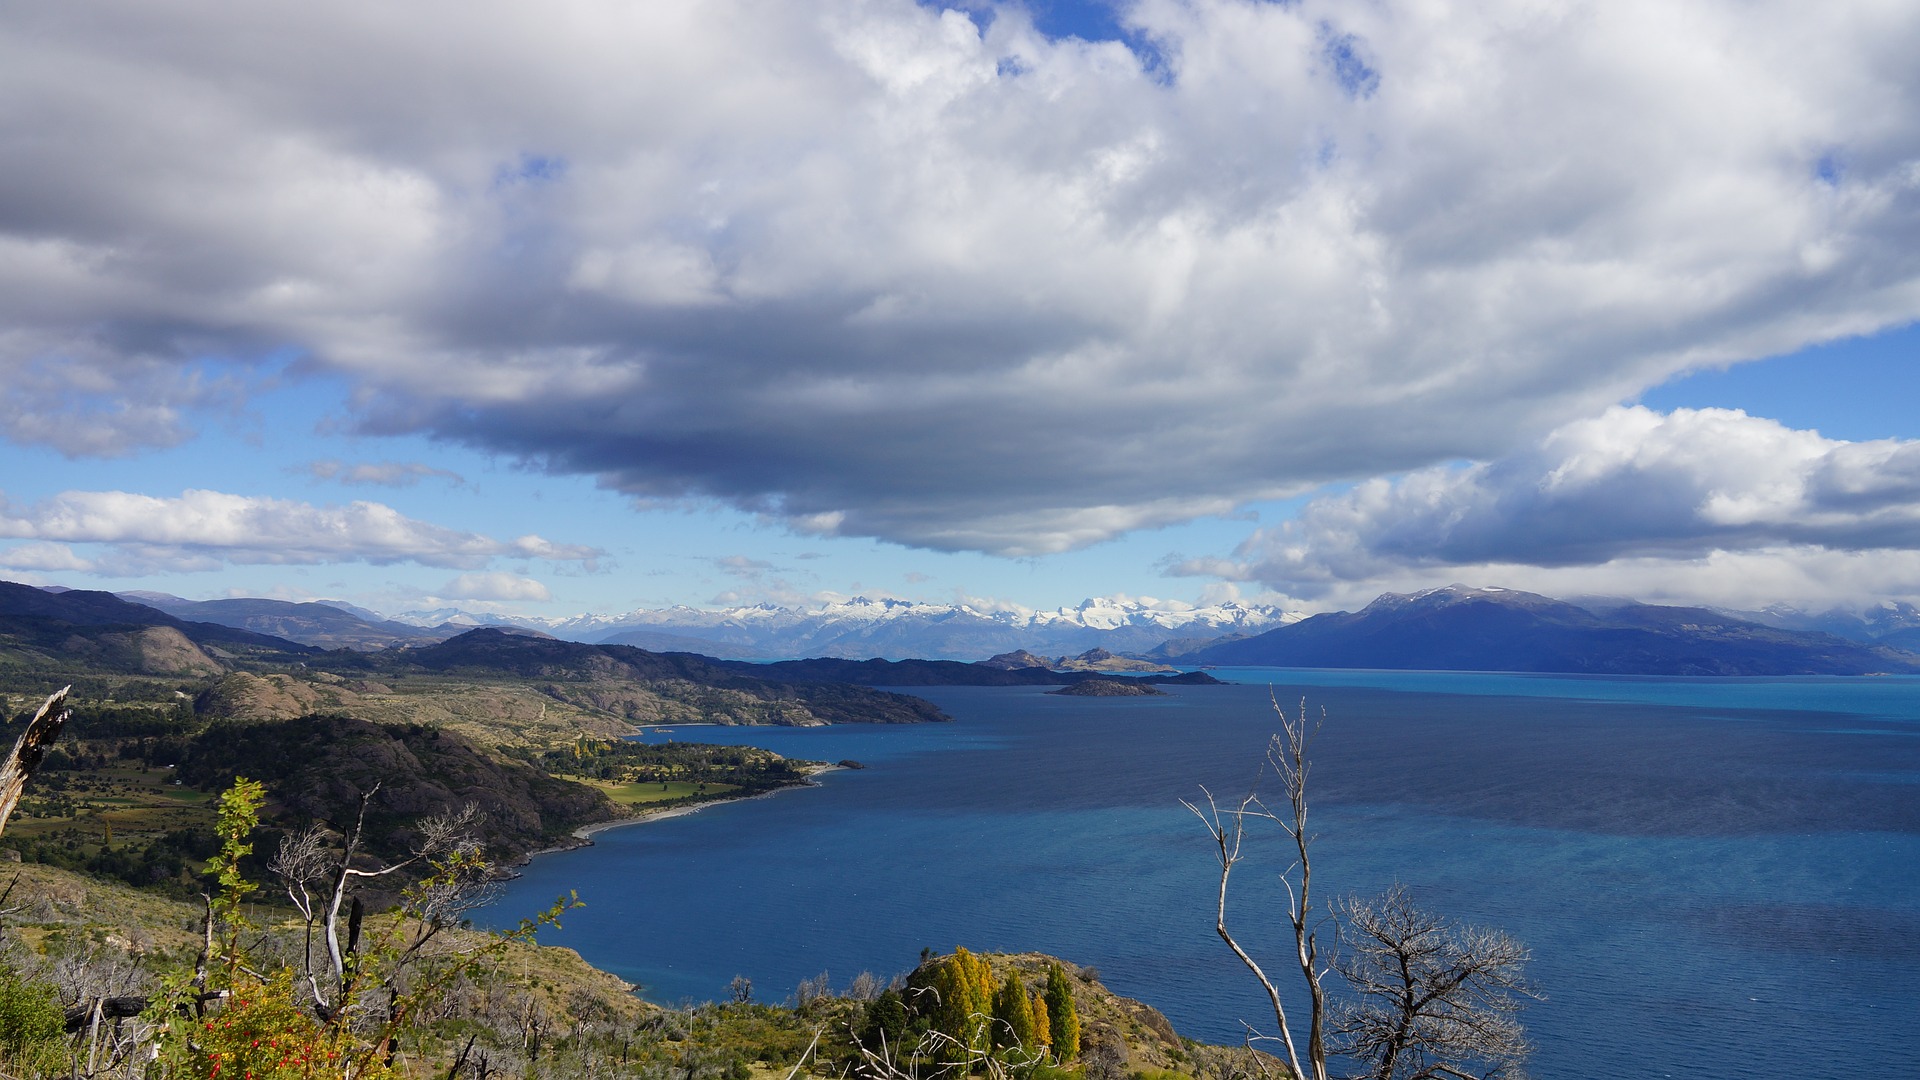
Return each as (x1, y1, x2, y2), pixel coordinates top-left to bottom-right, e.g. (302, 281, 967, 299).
(0, 685, 72, 837)
(1182, 697, 1332, 1080)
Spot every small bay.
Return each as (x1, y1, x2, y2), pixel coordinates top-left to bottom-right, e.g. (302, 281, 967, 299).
(485, 670, 1920, 1079)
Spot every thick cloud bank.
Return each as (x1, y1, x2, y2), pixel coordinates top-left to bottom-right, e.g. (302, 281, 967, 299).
(1181, 407, 1920, 607)
(5, 1, 1920, 553)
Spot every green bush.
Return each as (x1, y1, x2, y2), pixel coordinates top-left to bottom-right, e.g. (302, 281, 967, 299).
(0, 967, 67, 1076)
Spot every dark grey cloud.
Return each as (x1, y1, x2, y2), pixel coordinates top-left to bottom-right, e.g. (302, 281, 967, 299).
(4, 2, 1920, 553)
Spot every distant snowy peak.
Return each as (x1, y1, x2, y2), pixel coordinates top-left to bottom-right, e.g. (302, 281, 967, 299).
(1363, 584, 1565, 614)
(386, 607, 539, 630)
(495, 595, 1304, 660)
(1028, 597, 1303, 632)
(545, 596, 1296, 635)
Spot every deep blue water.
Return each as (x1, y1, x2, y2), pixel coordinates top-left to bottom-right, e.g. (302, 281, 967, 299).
(484, 670, 1920, 1078)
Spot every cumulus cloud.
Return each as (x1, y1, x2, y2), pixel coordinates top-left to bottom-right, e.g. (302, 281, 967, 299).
(1178, 407, 1920, 608)
(0, 541, 96, 573)
(304, 460, 465, 488)
(0, 488, 602, 574)
(4, 2, 1920, 551)
(440, 571, 551, 602)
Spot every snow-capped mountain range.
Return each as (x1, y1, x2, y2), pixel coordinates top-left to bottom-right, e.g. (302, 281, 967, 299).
(389, 595, 1304, 660)
(96, 585, 1920, 663)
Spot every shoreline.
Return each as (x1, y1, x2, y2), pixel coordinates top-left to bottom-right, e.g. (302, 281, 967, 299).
(520, 763, 846, 862)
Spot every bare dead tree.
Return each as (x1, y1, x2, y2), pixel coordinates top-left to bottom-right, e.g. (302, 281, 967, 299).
(269, 786, 486, 1022)
(1191, 698, 1538, 1080)
(1332, 886, 1537, 1080)
(0, 685, 71, 837)
(845, 970, 889, 1001)
(1183, 696, 1330, 1080)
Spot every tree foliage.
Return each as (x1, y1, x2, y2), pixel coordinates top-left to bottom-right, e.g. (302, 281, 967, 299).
(1041, 963, 1079, 1061)
(989, 970, 1035, 1051)
(0, 968, 65, 1075)
(864, 950, 1083, 1080)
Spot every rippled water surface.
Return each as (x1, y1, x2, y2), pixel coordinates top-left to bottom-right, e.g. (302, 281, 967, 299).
(485, 670, 1920, 1079)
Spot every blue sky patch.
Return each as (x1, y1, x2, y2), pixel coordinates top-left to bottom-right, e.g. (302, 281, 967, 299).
(1319, 25, 1380, 99)
(494, 153, 568, 190)
(1815, 151, 1846, 187)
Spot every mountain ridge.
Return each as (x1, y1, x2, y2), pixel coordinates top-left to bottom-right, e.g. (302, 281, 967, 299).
(1188, 584, 1920, 675)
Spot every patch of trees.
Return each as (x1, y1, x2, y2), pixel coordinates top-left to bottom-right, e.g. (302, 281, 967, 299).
(165, 716, 617, 870)
(539, 738, 816, 792)
(5, 826, 215, 896)
(852, 949, 1082, 1078)
(58, 701, 200, 740)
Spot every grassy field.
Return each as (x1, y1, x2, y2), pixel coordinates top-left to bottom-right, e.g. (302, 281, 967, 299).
(582, 778, 742, 806)
(6, 760, 214, 844)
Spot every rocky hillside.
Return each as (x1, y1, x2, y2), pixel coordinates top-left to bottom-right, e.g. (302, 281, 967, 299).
(170, 714, 620, 867)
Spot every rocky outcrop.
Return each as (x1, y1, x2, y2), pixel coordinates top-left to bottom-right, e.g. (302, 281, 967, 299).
(195, 672, 356, 721)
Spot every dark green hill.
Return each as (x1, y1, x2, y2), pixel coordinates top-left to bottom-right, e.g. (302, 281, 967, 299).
(171, 714, 617, 866)
(371, 629, 952, 724)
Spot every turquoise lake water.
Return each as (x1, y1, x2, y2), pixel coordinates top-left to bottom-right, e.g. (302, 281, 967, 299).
(484, 669, 1920, 1078)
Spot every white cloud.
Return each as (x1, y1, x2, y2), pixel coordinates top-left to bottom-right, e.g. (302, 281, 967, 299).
(0, 542, 95, 572)
(1178, 407, 1920, 608)
(3, 2, 1920, 552)
(0, 488, 603, 574)
(439, 571, 551, 602)
(304, 460, 465, 488)
(713, 555, 777, 579)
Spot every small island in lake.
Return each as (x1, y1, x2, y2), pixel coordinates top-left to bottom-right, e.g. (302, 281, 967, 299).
(1046, 678, 1167, 697)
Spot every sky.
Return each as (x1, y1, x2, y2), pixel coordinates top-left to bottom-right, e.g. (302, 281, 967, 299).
(3, 0, 1920, 621)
